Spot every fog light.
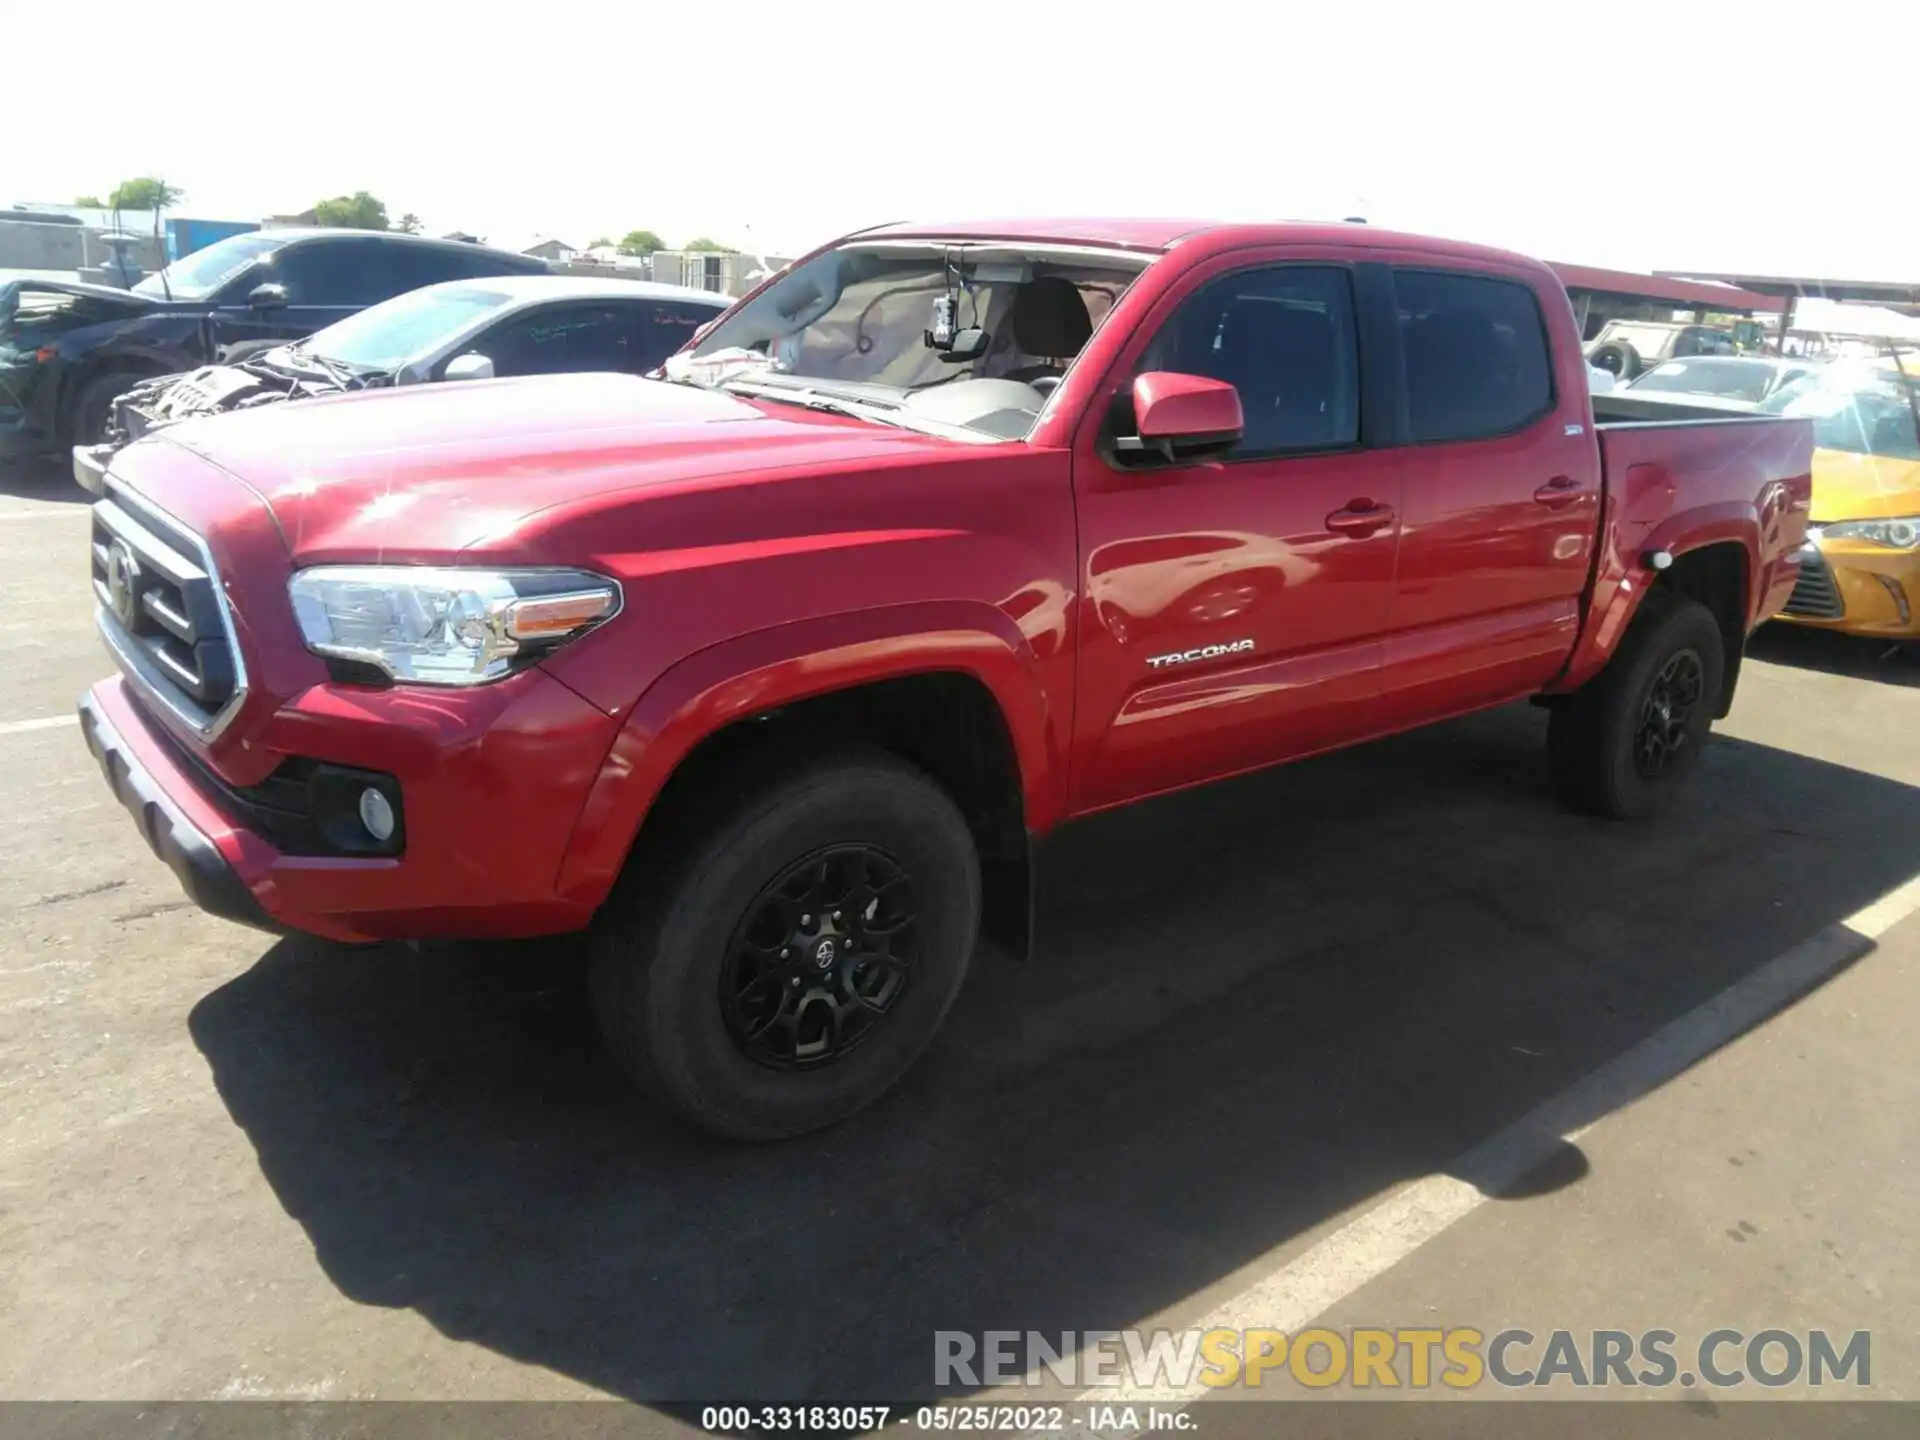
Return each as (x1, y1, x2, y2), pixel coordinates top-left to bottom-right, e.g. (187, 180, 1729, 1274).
(358, 786, 396, 842)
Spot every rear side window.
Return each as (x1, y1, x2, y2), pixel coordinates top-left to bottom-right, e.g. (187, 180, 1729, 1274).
(1394, 270, 1553, 443)
(382, 243, 473, 295)
(274, 240, 393, 306)
(635, 301, 723, 369)
(1138, 266, 1360, 456)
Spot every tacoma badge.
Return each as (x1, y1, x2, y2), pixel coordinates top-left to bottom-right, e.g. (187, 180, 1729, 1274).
(1145, 639, 1255, 669)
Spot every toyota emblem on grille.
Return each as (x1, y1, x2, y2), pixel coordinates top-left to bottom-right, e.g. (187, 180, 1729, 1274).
(104, 539, 142, 628)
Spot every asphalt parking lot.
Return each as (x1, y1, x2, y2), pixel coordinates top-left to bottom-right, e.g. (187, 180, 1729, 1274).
(3, 463, 1918, 1423)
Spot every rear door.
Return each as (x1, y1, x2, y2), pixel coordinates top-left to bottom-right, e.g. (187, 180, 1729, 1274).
(1068, 250, 1405, 811)
(1374, 263, 1600, 724)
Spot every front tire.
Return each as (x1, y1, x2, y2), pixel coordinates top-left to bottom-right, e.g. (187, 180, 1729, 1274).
(68, 372, 141, 446)
(590, 748, 980, 1141)
(1549, 594, 1725, 819)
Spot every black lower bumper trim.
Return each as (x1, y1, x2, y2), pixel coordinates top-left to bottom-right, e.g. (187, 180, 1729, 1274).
(76, 693, 285, 937)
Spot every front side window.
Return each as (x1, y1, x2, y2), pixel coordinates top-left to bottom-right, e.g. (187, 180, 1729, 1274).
(1396, 269, 1554, 443)
(274, 241, 394, 306)
(1136, 266, 1360, 457)
(471, 304, 634, 377)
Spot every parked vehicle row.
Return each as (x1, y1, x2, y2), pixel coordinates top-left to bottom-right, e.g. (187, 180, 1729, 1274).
(2, 228, 550, 462)
(74, 276, 728, 482)
(1589, 348, 1920, 640)
(1585, 318, 1737, 379)
(74, 215, 1815, 1139)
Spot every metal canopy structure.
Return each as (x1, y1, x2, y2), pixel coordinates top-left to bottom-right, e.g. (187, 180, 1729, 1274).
(1552, 263, 1785, 315)
(1656, 272, 1920, 351)
(1656, 271, 1920, 312)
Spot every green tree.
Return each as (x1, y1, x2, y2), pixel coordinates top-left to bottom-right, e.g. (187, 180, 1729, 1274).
(74, 194, 106, 209)
(396, 212, 424, 234)
(311, 192, 390, 230)
(106, 177, 184, 211)
(683, 236, 735, 253)
(618, 229, 666, 256)
(588, 236, 613, 249)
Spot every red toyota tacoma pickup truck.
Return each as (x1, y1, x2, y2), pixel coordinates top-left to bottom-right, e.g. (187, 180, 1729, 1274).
(76, 218, 1813, 1139)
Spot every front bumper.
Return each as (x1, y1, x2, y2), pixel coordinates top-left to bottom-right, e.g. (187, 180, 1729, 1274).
(78, 671, 623, 944)
(1779, 536, 1920, 638)
(72, 442, 112, 494)
(77, 687, 284, 936)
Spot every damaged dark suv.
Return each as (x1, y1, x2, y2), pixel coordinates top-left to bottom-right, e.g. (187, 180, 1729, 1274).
(0, 228, 547, 466)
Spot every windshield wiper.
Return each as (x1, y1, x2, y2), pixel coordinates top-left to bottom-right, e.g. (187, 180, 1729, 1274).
(719, 378, 904, 427)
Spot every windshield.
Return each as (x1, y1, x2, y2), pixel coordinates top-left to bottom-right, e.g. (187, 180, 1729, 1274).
(1629, 359, 1783, 403)
(132, 232, 286, 300)
(305, 285, 510, 372)
(1758, 360, 1920, 460)
(665, 241, 1146, 438)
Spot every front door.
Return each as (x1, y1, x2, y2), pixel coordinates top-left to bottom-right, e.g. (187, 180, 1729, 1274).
(1069, 257, 1404, 812)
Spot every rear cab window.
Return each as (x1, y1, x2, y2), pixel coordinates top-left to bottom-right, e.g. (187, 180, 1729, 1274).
(1393, 268, 1555, 443)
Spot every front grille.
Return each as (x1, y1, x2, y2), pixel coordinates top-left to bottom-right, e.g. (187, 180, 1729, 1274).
(1782, 544, 1845, 620)
(91, 487, 242, 726)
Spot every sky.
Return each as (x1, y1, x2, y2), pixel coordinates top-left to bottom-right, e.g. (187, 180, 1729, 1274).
(16, 0, 1919, 281)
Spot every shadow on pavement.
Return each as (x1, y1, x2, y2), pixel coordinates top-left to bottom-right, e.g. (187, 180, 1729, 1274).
(0, 458, 90, 505)
(188, 703, 1920, 1405)
(1749, 621, 1918, 688)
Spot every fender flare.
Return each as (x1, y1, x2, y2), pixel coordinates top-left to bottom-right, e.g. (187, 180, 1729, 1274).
(554, 600, 1064, 909)
(1549, 478, 1761, 696)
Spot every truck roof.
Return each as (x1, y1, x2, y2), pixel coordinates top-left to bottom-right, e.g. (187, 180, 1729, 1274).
(856, 217, 1550, 273)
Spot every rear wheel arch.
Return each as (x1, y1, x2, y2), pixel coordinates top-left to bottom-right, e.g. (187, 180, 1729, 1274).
(1652, 540, 1750, 717)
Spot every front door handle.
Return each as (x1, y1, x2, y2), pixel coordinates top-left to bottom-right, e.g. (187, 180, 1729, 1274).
(1534, 476, 1584, 509)
(1326, 501, 1395, 538)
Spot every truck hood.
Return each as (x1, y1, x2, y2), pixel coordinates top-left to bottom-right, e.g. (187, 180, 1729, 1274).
(150, 371, 973, 562)
(0, 275, 156, 318)
(1810, 448, 1920, 523)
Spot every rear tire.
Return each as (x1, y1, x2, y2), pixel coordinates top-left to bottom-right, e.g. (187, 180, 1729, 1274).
(1549, 594, 1725, 819)
(589, 748, 980, 1141)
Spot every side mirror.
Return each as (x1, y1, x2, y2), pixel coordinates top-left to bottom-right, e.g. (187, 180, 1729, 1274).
(247, 282, 288, 310)
(443, 352, 495, 382)
(1117, 371, 1243, 463)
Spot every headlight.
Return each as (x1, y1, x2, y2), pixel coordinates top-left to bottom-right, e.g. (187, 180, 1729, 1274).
(288, 566, 620, 685)
(1819, 517, 1920, 550)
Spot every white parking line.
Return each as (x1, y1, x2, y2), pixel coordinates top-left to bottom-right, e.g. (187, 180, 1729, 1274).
(1049, 875, 1920, 1422)
(0, 509, 87, 522)
(0, 714, 75, 737)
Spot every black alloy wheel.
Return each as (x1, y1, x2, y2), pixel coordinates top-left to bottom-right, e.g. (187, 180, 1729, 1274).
(720, 844, 918, 1069)
(1632, 648, 1706, 780)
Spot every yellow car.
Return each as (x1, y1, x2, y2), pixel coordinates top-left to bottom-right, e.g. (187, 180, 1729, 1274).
(1765, 359, 1920, 638)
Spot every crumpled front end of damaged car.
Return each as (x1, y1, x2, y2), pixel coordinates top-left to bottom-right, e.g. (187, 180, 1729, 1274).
(109, 362, 333, 444)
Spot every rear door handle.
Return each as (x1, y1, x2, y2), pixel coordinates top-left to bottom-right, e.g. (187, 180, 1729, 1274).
(1326, 501, 1396, 538)
(1534, 477, 1584, 509)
